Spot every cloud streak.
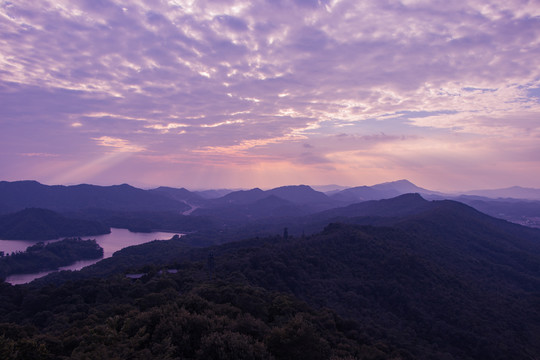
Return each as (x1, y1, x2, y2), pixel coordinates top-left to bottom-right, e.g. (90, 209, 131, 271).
(92, 136, 146, 153)
(1, 0, 539, 190)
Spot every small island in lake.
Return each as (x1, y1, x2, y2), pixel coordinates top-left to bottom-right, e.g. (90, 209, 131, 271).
(0, 238, 104, 279)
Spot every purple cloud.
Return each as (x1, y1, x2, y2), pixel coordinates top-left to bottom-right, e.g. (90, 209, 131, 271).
(1, 0, 539, 190)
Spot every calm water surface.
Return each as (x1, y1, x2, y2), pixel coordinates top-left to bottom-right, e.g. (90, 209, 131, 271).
(1, 228, 181, 285)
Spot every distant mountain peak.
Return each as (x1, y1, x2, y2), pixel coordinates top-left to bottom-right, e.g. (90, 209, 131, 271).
(113, 183, 136, 189)
(384, 179, 414, 185)
(371, 179, 422, 191)
(463, 185, 540, 200)
(270, 184, 314, 191)
(318, 192, 430, 219)
(154, 186, 188, 191)
(216, 188, 267, 205)
(311, 184, 349, 192)
(267, 185, 332, 205)
(249, 187, 264, 192)
(369, 192, 429, 208)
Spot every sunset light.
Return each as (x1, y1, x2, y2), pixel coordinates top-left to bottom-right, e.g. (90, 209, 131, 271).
(1, 0, 539, 191)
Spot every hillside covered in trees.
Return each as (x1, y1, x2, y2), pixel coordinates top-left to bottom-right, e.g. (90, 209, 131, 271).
(0, 208, 110, 240)
(0, 273, 393, 360)
(1, 195, 539, 359)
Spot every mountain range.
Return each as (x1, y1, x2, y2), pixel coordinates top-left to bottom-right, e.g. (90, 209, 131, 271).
(10, 190, 539, 359)
(1, 179, 540, 237)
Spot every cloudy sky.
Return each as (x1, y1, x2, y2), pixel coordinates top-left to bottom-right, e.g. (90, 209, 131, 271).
(1, 0, 539, 191)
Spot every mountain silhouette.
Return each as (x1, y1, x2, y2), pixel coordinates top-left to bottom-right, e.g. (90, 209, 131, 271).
(0, 208, 110, 240)
(148, 186, 206, 206)
(0, 181, 189, 213)
(330, 179, 439, 203)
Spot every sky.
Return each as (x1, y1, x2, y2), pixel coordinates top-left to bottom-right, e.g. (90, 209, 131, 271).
(1, 0, 539, 191)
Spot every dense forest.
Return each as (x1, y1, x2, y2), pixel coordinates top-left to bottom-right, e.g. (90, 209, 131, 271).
(0, 208, 110, 240)
(0, 238, 103, 279)
(1, 205, 539, 358)
(0, 272, 394, 360)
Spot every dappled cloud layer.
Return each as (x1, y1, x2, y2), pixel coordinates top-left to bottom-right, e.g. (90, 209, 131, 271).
(1, 0, 539, 189)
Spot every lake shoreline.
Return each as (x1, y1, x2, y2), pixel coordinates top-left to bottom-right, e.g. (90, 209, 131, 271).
(2, 228, 182, 285)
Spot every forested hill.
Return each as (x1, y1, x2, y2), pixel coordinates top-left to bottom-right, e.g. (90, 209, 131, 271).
(0, 181, 189, 213)
(15, 197, 540, 359)
(198, 223, 540, 358)
(0, 208, 110, 240)
(0, 271, 396, 359)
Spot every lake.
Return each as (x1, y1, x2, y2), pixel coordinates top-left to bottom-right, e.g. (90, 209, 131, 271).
(1, 228, 182, 285)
